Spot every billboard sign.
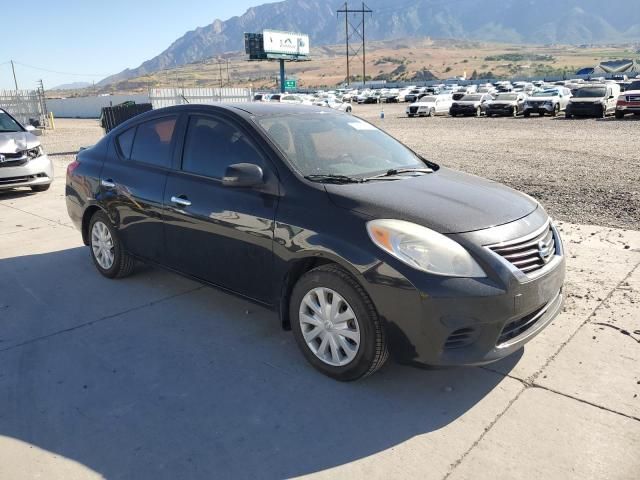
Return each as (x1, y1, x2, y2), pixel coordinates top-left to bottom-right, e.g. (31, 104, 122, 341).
(263, 30, 310, 57)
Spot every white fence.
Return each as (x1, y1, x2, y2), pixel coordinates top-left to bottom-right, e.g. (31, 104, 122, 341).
(0, 90, 47, 127)
(46, 94, 150, 119)
(149, 87, 252, 109)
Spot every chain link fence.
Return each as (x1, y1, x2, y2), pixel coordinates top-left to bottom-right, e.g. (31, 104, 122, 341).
(0, 89, 48, 127)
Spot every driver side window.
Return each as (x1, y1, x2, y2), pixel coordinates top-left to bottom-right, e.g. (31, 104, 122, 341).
(181, 115, 264, 179)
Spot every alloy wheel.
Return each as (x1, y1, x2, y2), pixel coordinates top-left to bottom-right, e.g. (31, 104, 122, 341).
(299, 287, 360, 367)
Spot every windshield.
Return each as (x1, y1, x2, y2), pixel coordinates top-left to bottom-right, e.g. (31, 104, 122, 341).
(0, 111, 23, 132)
(419, 96, 436, 103)
(257, 113, 428, 177)
(462, 95, 482, 101)
(532, 90, 558, 97)
(628, 81, 640, 91)
(574, 87, 607, 98)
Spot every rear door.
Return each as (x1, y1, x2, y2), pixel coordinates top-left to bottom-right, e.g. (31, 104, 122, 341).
(162, 112, 279, 303)
(100, 114, 181, 261)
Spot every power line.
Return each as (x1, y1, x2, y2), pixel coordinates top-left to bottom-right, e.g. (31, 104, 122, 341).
(11, 61, 109, 77)
(337, 2, 373, 87)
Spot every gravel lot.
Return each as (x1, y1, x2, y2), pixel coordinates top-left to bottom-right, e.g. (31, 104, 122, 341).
(357, 104, 640, 230)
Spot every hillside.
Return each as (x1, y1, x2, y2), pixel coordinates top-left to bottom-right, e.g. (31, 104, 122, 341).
(98, 0, 640, 86)
(46, 40, 636, 97)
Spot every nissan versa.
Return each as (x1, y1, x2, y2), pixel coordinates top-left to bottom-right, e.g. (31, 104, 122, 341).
(65, 104, 565, 381)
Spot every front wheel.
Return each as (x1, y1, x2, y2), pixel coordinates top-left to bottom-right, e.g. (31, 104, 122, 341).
(290, 265, 388, 381)
(88, 211, 136, 279)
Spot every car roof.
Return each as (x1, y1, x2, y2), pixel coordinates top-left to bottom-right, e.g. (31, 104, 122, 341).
(133, 103, 340, 121)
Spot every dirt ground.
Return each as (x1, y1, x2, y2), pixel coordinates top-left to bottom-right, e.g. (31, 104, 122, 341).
(355, 103, 640, 230)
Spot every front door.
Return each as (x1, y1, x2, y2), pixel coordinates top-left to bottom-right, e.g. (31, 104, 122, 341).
(163, 113, 279, 303)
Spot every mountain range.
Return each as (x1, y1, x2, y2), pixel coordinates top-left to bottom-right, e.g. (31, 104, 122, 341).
(99, 0, 640, 85)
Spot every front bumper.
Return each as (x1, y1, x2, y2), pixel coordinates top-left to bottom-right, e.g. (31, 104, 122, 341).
(566, 102, 604, 117)
(406, 106, 431, 116)
(486, 105, 516, 115)
(361, 209, 566, 367)
(0, 154, 53, 190)
(450, 106, 480, 115)
(524, 103, 555, 114)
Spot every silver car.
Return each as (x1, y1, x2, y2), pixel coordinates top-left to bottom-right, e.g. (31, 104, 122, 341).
(0, 108, 53, 192)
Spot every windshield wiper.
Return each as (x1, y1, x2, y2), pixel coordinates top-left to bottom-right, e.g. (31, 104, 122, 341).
(304, 174, 363, 184)
(363, 167, 433, 181)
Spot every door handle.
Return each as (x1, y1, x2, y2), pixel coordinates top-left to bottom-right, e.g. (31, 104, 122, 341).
(171, 195, 192, 207)
(101, 179, 116, 188)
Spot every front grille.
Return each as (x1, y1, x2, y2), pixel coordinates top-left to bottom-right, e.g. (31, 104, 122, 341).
(497, 304, 546, 345)
(444, 327, 476, 349)
(409, 107, 418, 114)
(0, 151, 28, 168)
(488, 223, 556, 274)
(627, 95, 640, 102)
(0, 175, 34, 185)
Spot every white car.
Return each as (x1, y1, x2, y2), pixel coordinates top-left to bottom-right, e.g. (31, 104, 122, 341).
(0, 108, 53, 192)
(314, 98, 353, 113)
(406, 95, 453, 117)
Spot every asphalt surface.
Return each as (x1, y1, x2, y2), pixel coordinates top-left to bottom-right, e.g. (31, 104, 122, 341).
(359, 104, 640, 230)
(0, 118, 638, 480)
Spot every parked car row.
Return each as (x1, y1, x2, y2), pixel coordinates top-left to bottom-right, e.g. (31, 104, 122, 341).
(405, 80, 638, 119)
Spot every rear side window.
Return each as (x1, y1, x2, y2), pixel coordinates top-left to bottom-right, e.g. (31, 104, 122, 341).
(181, 116, 263, 179)
(117, 127, 135, 159)
(130, 116, 177, 168)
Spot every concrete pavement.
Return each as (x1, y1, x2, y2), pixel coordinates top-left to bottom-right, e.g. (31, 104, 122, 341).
(0, 121, 638, 479)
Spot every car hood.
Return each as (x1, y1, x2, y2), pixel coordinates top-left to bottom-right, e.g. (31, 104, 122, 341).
(325, 167, 538, 234)
(0, 131, 39, 153)
(453, 101, 481, 106)
(527, 96, 556, 102)
(488, 100, 517, 106)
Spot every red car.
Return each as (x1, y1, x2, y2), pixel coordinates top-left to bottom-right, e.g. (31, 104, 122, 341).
(615, 80, 640, 119)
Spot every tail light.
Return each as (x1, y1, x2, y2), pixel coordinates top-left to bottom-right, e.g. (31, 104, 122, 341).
(67, 157, 80, 176)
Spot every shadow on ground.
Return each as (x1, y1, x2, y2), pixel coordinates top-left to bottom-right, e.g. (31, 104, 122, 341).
(0, 248, 521, 479)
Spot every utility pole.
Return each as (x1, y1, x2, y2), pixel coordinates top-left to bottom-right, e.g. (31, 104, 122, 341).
(10, 60, 19, 90)
(336, 2, 372, 87)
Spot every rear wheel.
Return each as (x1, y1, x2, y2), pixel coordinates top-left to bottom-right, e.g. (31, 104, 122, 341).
(88, 211, 135, 279)
(615, 111, 625, 119)
(30, 184, 50, 192)
(290, 265, 388, 381)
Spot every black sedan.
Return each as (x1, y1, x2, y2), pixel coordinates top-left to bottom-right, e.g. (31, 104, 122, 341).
(66, 103, 565, 381)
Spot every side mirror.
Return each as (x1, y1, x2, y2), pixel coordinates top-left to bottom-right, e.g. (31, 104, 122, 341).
(609, 95, 615, 99)
(222, 163, 264, 188)
(25, 125, 42, 136)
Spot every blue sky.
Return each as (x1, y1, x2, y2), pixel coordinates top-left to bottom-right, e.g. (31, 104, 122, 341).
(0, 0, 267, 90)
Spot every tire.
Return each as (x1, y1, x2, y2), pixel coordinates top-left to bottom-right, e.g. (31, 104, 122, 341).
(565, 111, 572, 119)
(601, 106, 607, 119)
(615, 111, 624, 119)
(88, 211, 135, 279)
(475, 107, 482, 117)
(512, 107, 518, 117)
(427, 108, 434, 117)
(524, 111, 530, 118)
(486, 112, 492, 118)
(290, 265, 388, 381)
(551, 104, 559, 117)
(346, 107, 352, 114)
(30, 184, 50, 192)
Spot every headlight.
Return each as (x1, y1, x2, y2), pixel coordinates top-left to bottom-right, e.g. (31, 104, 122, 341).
(366, 219, 486, 277)
(26, 146, 43, 159)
